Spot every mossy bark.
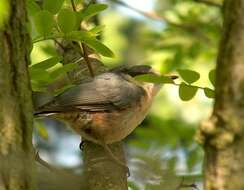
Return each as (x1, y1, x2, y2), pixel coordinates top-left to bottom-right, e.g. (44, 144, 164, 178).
(0, 0, 35, 189)
(196, 0, 244, 189)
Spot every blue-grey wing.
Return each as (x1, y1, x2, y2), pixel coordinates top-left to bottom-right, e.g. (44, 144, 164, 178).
(36, 73, 145, 114)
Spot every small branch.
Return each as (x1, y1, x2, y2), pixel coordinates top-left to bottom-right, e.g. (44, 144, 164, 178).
(176, 177, 199, 190)
(193, 0, 222, 8)
(71, 0, 95, 77)
(81, 43, 95, 76)
(71, 0, 77, 12)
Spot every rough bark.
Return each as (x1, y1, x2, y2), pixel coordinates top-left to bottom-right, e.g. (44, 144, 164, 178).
(196, 0, 244, 190)
(83, 141, 128, 190)
(0, 0, 35, 189)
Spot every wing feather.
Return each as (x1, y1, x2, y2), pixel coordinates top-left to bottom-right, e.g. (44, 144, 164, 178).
(35, 72, 145, 114)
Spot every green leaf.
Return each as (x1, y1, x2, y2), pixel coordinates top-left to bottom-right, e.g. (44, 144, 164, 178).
(29, 68, 51, 82)
(89, 25, 105, 35)
(134, 74, 174, 84)
(50, 63, 79, 79)
(65, 30, 93, 41)
(33, 10, 55, 37)
(209, 69, 215, 86)
(58, 9, 76, 34)
(35, 121, 49, 139)
(84, 38, 114, 57)
(30, 56, 62, 70)
(177, 69, 200, 84)
(65, 31, 114, 57)
(179, 83, 198, 101)
(203, 87, 215, 98)
(27, 0, 41, 16)
(31, 80, 48, 92)
(78, 4, 108, 21)
(43, 0, 64, 14)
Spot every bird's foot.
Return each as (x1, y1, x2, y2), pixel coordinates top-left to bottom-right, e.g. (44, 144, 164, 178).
(79, 140, 85, 151)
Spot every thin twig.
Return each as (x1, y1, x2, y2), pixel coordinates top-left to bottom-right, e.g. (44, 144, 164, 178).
(70, 0, 95, 77)
(176, 177, 199, 190)
(71, 0, 77, 11)
(35, 151, 58, 172)
(193, 0, 222, 8)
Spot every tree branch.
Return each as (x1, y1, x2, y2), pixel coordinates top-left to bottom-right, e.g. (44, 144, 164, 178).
(193, 0, 222, 8)
(71, 0, 95, 77)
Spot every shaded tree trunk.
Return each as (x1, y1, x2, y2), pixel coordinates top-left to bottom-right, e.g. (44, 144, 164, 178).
(0, 0, 35, 189)
(197, 0, 244, 189)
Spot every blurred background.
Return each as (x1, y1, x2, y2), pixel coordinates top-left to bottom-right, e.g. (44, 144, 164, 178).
(29, 0, 223, 189)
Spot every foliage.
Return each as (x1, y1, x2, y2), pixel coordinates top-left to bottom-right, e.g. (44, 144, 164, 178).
(22, 0, 223, 189)
(27, 0, 113, 92)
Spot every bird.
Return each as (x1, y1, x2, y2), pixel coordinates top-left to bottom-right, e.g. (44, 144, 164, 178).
(34, 65, 177, 171)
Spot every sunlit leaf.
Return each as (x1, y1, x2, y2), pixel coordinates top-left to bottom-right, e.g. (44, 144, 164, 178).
(89, 25, 105, 35)
(27, 0, 41, 16)
(33, 10, 55, 37)
(65, 30, 93, 41)
(179, 83, 198, 101)
(43, 0, 64, 14)
(31, 80, 48, 92)
(209, 69, 215, 86)
(78, 4, 108, 21)
(135, 74, 174, 84)
(203, 87, 215, 98)
(83, 38, 114, 57)
(58, 9, 76, 34)
(177, 69, 200, 84)
(30, 56, 62, 70)
(65, 31, 113, 57)
(29, 68, 51, 82)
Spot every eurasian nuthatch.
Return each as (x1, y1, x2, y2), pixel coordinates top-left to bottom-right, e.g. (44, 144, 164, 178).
(35, 65, 176, 170)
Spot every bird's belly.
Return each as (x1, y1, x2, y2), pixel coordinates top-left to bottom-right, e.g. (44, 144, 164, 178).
(91, 103, 151, 144)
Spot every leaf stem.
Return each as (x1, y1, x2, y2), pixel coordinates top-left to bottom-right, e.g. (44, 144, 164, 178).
(70, 0, 95, 77)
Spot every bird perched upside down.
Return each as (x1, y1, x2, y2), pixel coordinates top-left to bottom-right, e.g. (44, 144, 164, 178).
(34, 65, 177, 170)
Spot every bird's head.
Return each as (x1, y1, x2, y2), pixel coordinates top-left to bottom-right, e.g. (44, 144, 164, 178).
(112, 65, 177, 97)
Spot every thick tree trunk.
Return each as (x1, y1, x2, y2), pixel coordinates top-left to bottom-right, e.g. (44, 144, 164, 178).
(196, 0, 244, 190)
(0, 1, 35, 189)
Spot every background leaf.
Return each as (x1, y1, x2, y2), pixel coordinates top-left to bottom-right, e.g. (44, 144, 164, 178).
(83, 38, 114, 57)
(43, 0, 64, 14)
(178, 69, 200, 84)
(33, 10, 55, 37)
(27, 0, 41, 16)
(30, 56, 62, 70)
(179, 83, 198, 101)
(78, 3, 108, 21)
(203, 88, 215, 98)
(209, 69, 215, 86)
(49, 63, 79, 79)
(58, 9, 76, 34)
